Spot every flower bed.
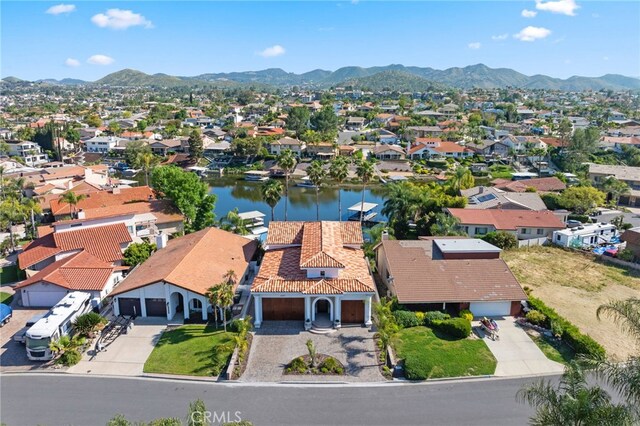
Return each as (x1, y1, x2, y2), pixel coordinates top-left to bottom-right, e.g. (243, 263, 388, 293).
(284, 354, 344, 375)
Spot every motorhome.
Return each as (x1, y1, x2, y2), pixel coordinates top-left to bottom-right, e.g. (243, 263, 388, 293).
(25, 292, 92, 361)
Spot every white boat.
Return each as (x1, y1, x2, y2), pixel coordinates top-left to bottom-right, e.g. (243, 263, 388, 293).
(244, 170, 270, 182)
(347, 202, 378, 221)
(296, 176, 317, 188)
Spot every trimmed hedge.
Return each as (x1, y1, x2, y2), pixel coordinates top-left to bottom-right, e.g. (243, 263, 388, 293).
(394, 310, 420, 328)
(423, 311, 450, 326)
(527, 297, 605, 358)
(432, 318, 471, 339)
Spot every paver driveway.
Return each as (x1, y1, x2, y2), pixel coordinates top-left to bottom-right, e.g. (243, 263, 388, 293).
(477, 317, 564, 377)
(241, 321, 384, 382)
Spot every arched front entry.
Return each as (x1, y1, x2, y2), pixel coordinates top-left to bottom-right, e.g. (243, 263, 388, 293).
(169, 292, 185, 320)
(311, 297, 334, 322)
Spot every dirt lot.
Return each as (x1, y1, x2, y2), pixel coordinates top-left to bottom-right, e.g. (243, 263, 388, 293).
(503, 246, 640, 361)
(0, 302, 52, 372)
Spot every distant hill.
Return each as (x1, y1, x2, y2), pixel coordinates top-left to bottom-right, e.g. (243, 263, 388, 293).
(6, 64, 640, 91)
(36, 78, 87, 86)
(340, 70, 443, 92)
(1, 76, 24, 84)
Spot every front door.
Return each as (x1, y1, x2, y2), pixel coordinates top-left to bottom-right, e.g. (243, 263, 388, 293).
(316, 299, 329, 314)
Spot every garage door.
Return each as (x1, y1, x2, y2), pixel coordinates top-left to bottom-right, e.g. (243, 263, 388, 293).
(262, 298, 305, 321)
(118, 298, 142, 317)
(145, 298, 166, 317)
(25, 291, 66, 307)
(341, 300, 364, 324)
(469, 301, 511, 317)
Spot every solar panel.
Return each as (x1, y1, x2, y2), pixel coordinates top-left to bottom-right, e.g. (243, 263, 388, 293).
(476, 193, 497, 203)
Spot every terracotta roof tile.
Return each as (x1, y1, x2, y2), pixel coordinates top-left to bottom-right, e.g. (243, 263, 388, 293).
(446, 208, 565, 231)
(492, 177, 566, 193)
(50, 186, 155, 216)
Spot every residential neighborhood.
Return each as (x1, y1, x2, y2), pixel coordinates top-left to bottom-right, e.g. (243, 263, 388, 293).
(1, 1, 639, 425)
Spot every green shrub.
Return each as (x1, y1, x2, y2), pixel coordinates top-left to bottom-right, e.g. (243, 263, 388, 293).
(527, 297, 605, 358)
(459, 309, 474, 321)
(551, 320, 564, 338)
(58, 349, 82, 366)
(393, 310, 420, 328)
(403, 356, 431, 380)
(415, 312, 425, 325)
(568, 214, 589, 223)
(73, 312, 107, 336)
(423, 311, 450, 325)
(319, 357, 344, 374)
(432, 318, 471, 339)
(617, 248, 634, 262)
(481, 231, 518, 250)
(525, 310, 547, 326)
(286, 356, 307, 374)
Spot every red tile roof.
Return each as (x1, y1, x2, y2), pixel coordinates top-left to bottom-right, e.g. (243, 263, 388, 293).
(492, 177, 566, 193)
(446, 208, 565, 230)
(18, 223, 132, 269)
(16, 251, 116, 291)
(50, 186, 155, 216)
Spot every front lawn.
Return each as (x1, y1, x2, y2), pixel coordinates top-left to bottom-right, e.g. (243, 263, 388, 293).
(530, 334, 576, 365)
(0, 264, 22, 285)
(392, 326, 497, 379)
(0, 291, 13, 304)
(144, 324, 235, 377)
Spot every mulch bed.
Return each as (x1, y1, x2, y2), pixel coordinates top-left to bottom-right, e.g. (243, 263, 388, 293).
(373, 333, 394, 380)
(283, 354, 345, 376)
(230, 333, 253, 380)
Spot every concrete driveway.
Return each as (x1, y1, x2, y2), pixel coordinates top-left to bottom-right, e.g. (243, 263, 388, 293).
(0, 305, 50, 372)
(68, 318, 167, 376)
(476, 317, 564, 377)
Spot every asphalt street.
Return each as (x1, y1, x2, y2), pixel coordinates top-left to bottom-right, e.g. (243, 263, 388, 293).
(0, 373, 556, 426)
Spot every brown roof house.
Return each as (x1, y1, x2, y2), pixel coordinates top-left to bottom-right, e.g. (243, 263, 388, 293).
(252, 221, 376, 329)
(110, 227, 258, 321)
(376, 236, 527, 317)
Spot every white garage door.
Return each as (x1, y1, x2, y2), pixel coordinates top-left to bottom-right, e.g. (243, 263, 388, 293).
(469, 301, 511, 317)
(25, 291, 66, 307)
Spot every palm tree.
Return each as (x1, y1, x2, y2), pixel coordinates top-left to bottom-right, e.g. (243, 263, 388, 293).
(0, 198, 23, 251)
(355, 160, 376, 224)
(260, 179, 283, 221)
(58, 191, 86, 218)
(222, 208, 249, 235)
(137, 152, 158, 187)
(0, 166, 5, 199)
(517, 362, 633, 425)
(329, 156, 349, 221)
(382, 182, 419, 239)
(205, 285, 222, 325)
(446, 166, 474, 195)
(218, 283, 235, 332)
(277, 149, 297, 221)
(593, 298, 640, 408)
(21, 198, 41, 240)
(429, 213, 465, 236)
(223, 269, 238, 287)
(306, 160, 326, 221)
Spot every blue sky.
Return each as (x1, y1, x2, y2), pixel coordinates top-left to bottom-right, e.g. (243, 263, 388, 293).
(2, 1, 639, 81)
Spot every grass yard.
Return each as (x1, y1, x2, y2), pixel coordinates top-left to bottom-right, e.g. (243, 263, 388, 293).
(144, 325, 235, 377)
(392, 327, 497, 380)
(530, 334, 575, 365)
(503, 245, 640, 360)
(488, 165, 514, 179)
(0, 291, 13, 304)
(0, 264, 21, 285)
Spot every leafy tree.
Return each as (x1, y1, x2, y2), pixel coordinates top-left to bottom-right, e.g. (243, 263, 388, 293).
(151, 166, 216, 232)
(429, 213, 465, 236)
(0, 198, 25, 251)
(306, 160, 326, 221)
(276, 150, 297, 221)
(16, 126, 36, 141)
(58, 191, 86, 217)
(558, 186, 606, 214)
(260, 179, 283, 221)
(597, 177, 630, 206)
(123, 242, 157, 267)
(108, 121, 121, 136)
(310, 105, 339, 136)
(285, 107, 310, 138)
(136, 119, 149, 133)
(329, 156, 350, 221)
(557, 118, 572, 144)
(220, 208, 249, 235)
(565, 127, 600, 172)
(482, 231, 518, 250)
(175, 109, 187, 120)
(188, 129, 204, 160)
(124, 140, 152, 166)
(517, 362, 633, 426)
(446, 167, 474, 194)
(138, 152, 160, 187)
(85, 114, 103, 128)
(355, 160, 376, 224)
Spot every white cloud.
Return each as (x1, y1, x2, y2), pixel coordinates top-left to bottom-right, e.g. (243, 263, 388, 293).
(87, 54, 114, 65)
(535, 0, 580, 16)
(521, 9, 538, 18)
(65, 58, 80, 67)
(491, 33, 509, 41)
(514, 26, 552, 42)
(91, 9, 153, 30)
(46, 4, 76, 15)
(258, 45, 286, 58)
(468, 42, 481, 50)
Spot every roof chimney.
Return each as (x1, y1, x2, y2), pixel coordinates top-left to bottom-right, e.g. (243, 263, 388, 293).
(77, 209, 85, 219)
(381, 230, 389, 241)
(479, 186, 484, 194)
(112, 186, 121, 195)
(155, 233, 168, 250)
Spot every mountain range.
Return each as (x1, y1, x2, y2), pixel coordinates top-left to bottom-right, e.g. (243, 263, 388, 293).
(3, 64, 640, 91)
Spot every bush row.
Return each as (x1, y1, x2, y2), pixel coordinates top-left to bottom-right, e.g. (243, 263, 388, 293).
(392, 310, 471, 339)
(431, 318, 472, 339)
(527, 297, 605, 358)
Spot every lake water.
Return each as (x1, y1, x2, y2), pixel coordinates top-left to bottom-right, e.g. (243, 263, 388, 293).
(208, 178, 389, 224)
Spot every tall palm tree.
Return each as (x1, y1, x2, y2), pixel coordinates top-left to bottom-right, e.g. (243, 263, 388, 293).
(329, 156, 349, 221)
(205, 285, 222, 325)
(58, 191, 86, 218)
(594, 298, 640, 409)
(446, 166, 474, 195)
(429, 213, 465, 236)
(306, 160, 326, 221)
(260, 179, 283, 221)
(277, 149, 297, 221)
(137, 152, 158, 187)
(355, 160, 375, 224)
(218, 283, 235, 332)
(517, 362, 633, 426)
(223, 269, 238, 287)
(21, 198, 42, 240)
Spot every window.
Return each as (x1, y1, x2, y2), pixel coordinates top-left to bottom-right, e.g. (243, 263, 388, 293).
(476, 227, 488, 235)
(191, 299, 202, 310)
(556, 234, 561, 241)
(537, 229, 544, 235)
(320, 271, 326, 277)
(522, 228, 530, 234)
